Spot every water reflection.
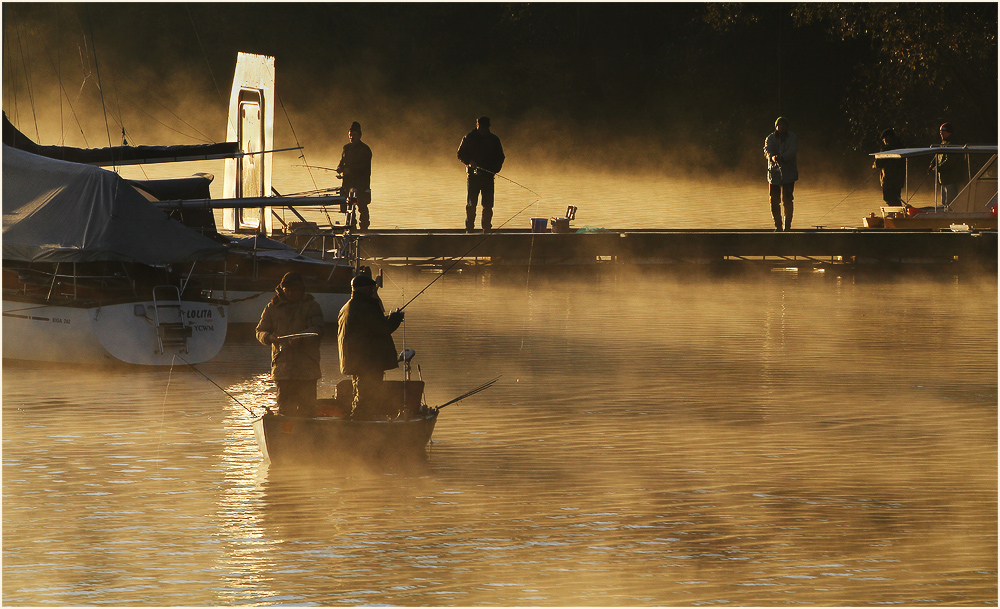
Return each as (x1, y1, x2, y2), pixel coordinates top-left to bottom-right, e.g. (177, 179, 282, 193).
(4, 268, 996, 605)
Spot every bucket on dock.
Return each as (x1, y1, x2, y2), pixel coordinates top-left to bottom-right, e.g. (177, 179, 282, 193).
(550, 217, 571, 233)
(530, 218, 548, 233)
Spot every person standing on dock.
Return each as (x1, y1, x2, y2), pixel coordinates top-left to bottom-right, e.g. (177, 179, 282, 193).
(763, 117, 799, 231)
(457, 116, 505, 232)
(874, 128, 906, 206)
(256, 272, 324, 418)
(928, 122, 962, 208)
(338, 274, 405, 420)
(337, 121, 373, 231)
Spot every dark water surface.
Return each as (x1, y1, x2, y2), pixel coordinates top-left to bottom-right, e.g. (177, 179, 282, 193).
(3, 267, 997, 606)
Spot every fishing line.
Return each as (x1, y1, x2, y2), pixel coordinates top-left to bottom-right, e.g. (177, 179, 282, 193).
(155, 355, 178, 463)
(904, 172, 931, 205)
(813, 169, 877, 224)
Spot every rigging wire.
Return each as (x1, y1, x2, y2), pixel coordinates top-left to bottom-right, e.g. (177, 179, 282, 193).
(185, 3, 225, 105)
(14, 16, 41, 142)
(275, 91, 336, 227)
(85, 6, 115, 163)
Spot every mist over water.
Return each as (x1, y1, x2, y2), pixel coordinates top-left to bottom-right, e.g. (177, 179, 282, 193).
(3, 8, 997, 604)
(4, 267, 997, 605)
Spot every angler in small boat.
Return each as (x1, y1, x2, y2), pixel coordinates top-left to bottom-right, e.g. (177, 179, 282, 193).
(337, 274, 406, 420)
(255, 272, 324, 417)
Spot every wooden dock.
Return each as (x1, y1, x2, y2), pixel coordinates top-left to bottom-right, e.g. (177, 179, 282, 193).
(348, 228, 997, 269)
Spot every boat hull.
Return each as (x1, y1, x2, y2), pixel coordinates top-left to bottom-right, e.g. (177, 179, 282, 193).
(253, 411, 438, 465)
(2, 298, 227, 365)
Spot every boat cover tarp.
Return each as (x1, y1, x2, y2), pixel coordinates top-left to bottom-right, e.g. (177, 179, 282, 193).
(2, 145, 227, 264)
(3, 112, 238, 166)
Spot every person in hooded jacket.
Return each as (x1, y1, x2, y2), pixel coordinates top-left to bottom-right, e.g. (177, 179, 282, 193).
(338, 274, 404, 419)
(873, 128, 906, 206)
(256, 272, 324, 417)
(763, 116, 799, 231)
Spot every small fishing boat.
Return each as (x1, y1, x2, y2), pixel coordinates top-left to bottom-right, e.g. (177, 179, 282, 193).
(253, 352, 497, 464)
(253, 379, 438, 465)
(864, 145, 997, 230)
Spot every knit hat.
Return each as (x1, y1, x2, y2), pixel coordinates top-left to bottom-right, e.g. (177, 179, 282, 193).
(939, 122, 953, 134)
(775, 117, 787, 127)
(280, 272, 305, 289)
(349, 121, 362, 133)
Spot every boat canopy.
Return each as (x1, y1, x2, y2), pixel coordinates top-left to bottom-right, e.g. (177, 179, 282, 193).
(872, 145, 998, 159)
(3, 112, 239, 166)
(2, 145, 227, 265)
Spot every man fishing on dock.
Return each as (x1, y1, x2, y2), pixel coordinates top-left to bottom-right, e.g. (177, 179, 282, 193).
(338, 274, 405, 420)
(256, 272, 324, 417)
(337, 121, 373, 231)
(457, 116, 505, 232)
(764, 116, 799, 231)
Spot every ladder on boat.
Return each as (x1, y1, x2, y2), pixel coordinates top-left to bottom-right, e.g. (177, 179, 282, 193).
(152, 285, 192, 355)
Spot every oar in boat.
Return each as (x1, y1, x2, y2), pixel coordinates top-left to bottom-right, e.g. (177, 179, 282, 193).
(435, 376, 500, 410)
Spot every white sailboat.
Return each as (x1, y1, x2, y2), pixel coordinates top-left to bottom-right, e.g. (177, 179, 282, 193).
(2, 145, 229, 365)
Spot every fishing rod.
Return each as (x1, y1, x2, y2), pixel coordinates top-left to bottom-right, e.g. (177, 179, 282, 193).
(469, 166, 543, 198)
(813, 169, 877, 225)
(176, 354, 258, 417)
(397, 194, 541, 311)
(434, 376, 500, 410)
(390, 166, 545, 312)
(293, 164, 340, 173)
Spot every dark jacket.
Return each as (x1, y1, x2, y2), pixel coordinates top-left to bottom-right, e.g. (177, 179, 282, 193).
(457, 130, 505, 176)
(875, 135, 906, 189)
(933, 137, 964, 186)
(338, 292, 402, 375)
(256, 290, 324, 380)
(337, 141, 373, 191)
